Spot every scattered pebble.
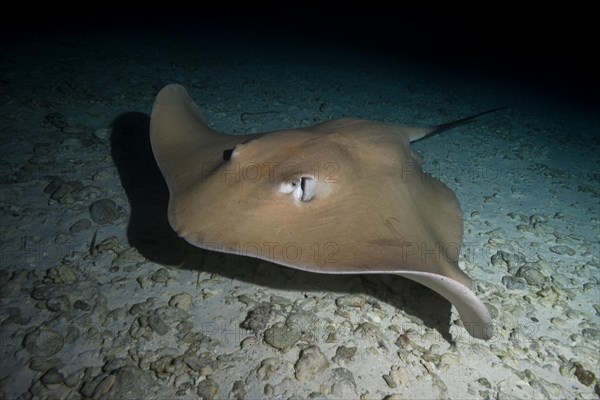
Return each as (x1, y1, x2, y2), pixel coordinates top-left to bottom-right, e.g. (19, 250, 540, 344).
(331, 378, 357, 398)
(582, 282, 595, 292)
(69, 218, 92, 233)
(196, 379, 220, 399)
(94, 128, 111, 141)
(515, 264, 547, 287)
(354, 322, 385, 343)
(285, 312, 319, 342)
(46, 179, 84, 204)
(335, 294, 366, 308)
(150, 268, 171, 284)
(95, 236, 122, 253)
(40, 367, 65, 384)
(89, 198, 121, 224)
(333, 345, 357, 364)
(73, 300, 91, 311)
(257, 358, 280, 380)
(264, 383, 275, 395)
(181, 354, 211, 373)
(295, 345, 329, 381)
(169, 293, 193, 312)
(229, 380, 247, 399)
(241, 302, 275, 334)
(29, 357, 63, 372)
(22, 329, 64, 357)
(383, 373, 397, 388)
(264, 322, 301, 352)
(46, 294, 70, 312)
(549, 245, 576, 256)
(581, 328, 600, 340)
(44, 112, 69, 129)
(61, 137, 82, 149)
(109, 366, 156, 398)
(551, 273, 572, 288)
(501, 275, 528, 290)
(47, 263, 78, 284)
(574, 363, 596, 386)
(490, 250, 525, 275)
(383, 395, 403, 400)
(478, 377, 491, 388)
(147, 312, 169, 336)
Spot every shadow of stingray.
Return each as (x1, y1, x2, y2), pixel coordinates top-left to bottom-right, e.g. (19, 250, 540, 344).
(110, 111, 192, 265)
(110, 111, 453, 342)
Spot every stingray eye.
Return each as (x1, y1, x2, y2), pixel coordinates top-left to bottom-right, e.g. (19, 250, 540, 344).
(278, 176, 316, 202)
(279, 178, 299, 194)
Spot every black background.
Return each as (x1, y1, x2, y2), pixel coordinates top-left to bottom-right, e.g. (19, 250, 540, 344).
(1, 1, 597, 104)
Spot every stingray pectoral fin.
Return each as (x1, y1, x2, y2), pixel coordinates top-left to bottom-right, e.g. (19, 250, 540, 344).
(397, 271, 494, 340)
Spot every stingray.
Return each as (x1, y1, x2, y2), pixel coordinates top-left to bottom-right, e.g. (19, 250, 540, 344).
(150, 83, 498, 340)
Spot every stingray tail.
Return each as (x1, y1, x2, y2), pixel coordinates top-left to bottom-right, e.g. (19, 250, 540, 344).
(410, 107, 507, 142)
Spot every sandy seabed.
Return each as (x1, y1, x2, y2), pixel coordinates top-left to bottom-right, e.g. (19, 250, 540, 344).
(0, 30, 598, 399)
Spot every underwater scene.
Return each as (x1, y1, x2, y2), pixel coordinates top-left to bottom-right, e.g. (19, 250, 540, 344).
(1, 3, 598, 399)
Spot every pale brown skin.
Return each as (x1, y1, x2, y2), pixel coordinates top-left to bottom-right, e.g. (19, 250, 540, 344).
(150, 84, 497, 339)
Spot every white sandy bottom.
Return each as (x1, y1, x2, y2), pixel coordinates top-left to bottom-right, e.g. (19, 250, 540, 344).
(0, 32, 598, 399)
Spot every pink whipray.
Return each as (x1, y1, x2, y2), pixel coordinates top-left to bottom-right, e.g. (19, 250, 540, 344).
(150, 84, 501, 340)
